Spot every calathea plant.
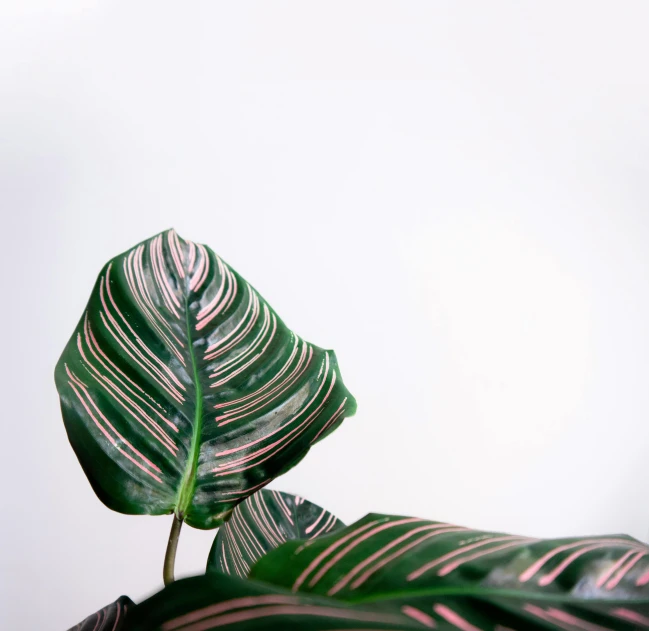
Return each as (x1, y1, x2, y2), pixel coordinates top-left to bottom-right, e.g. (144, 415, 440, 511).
(57, 230, 649, 630)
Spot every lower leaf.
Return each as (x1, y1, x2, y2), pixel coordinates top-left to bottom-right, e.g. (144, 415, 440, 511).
(125, 513, 649, 630)
(250, 513, 649, 630)
(124, 573, 420, 630)
(69, 596, 133, 631)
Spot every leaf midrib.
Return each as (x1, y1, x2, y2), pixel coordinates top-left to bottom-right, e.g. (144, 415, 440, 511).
(176, 293, 203, 518)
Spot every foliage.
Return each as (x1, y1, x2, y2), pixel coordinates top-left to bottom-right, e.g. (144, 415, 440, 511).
(55, 229, 355, 529)
(57, 230, 646, 631)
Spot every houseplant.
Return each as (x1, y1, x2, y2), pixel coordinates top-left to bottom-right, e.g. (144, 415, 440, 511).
(58, 230, 649, 630)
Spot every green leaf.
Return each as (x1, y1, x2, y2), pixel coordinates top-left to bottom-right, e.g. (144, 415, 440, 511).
(207, 489, 344, 577)
(124, 572, 421, 630)
(55, 229, 356, 529)
(125, 515, 649, 630)
(248, 513, 649, 630)
(69, 596, 133, 631)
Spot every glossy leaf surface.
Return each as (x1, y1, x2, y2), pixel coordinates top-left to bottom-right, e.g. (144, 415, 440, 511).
(207, 489, 344, 576)
(69, 596, 133, 631)
(55, 230, 356, 528)
(249, 513, 649, 630)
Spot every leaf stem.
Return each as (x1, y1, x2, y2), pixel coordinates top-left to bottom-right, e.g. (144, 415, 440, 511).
(163, 514, 183, 586)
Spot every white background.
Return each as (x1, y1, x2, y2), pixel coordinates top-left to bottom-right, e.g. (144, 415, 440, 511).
(2, 2, 649, 629)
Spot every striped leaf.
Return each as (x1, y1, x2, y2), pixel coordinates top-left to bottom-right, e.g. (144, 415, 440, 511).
(55, 230, 356, 529)
(246, 513, 649, 630)
(125, 572, 423, 630)
(206, 489, 344, 577)
(69, 596, 133, 631)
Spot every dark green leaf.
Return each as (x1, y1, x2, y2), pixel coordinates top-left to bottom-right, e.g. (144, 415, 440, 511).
(207, 489, 344, 576)
(249, 513, 649, 630)
(69, 596, 133, 631)
(55, 230, 356, 528)
(124, 572, 420, 631)
(125, 515, 649, 629)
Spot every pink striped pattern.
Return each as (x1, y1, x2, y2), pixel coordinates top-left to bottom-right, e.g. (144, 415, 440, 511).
(163, 600, 405, 631)
(71, 596, 133, 631)
(56, 229, 356, 528)
(249, 512, 649, 631)
(433, 604, 482, 631)
(208, 490, 345, 578)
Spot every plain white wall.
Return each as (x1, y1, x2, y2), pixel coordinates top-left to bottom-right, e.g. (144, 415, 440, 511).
(2, 2, 649, 629)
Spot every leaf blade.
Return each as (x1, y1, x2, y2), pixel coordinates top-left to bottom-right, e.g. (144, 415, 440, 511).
(68, 595, 133, 631)
(125, 572, 649, 630)
(125, 573, 420, 631)
(249, 513, 649, 629)
(207, 489, 345, 577)
(55, 230, 356, 529)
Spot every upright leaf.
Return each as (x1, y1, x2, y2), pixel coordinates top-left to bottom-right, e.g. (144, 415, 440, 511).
(69, 596, 133, 631)
(250, 513, 649, 630)
(207, 489, 344, 577)
(55, 230, 356, 528)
